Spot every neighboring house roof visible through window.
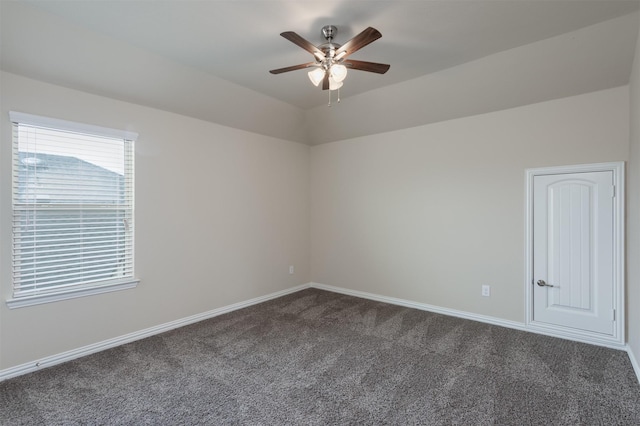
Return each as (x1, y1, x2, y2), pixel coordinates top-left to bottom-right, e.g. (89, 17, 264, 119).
(18, 152, 124, 205)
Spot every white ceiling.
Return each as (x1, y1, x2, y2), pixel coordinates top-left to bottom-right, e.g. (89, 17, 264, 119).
(1, 1, 639, 144)
(4, 0, 639, 110)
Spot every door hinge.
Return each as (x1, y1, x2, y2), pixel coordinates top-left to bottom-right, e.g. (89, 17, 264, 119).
(611, 185, 616, 198)
(611, 309, 616, 321)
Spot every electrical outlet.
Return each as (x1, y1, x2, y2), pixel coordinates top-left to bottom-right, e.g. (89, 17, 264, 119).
(289, 265, 294, 274)
(481, 285, 491, 297)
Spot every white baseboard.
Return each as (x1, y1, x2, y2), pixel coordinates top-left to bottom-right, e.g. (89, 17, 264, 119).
(4, 282, 638, 385)
(628, 346, 640, 384)
(310, 282, 527, 332)
(309, 282, 631, 352)
(314, 283, 634, 383)
(0, 283, 311, 382)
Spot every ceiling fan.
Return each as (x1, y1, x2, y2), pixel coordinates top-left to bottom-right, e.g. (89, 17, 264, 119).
(269, 25, 390, 94)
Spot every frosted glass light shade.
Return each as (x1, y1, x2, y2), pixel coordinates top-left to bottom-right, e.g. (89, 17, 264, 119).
(308, 68, 325, 87)
(329, 77, 343, 91)
(330, 64, 348, 82)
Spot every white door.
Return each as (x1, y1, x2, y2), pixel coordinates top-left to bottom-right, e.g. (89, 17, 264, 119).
(532, 171, 615, 335)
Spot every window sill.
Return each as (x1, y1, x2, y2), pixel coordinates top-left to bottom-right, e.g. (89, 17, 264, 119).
(6, 279, 140, 309)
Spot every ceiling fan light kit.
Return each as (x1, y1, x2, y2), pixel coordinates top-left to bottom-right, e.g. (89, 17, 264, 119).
(270, 25, 390, 106)
(330, 64, 348, 82)
(308, 67, 325, 86)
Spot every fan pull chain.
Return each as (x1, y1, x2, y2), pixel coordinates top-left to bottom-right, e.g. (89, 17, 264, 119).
(327, 88, 341, 107)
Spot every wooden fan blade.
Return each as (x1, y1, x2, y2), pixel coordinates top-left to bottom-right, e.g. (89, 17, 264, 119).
(322, 72, 330, 90)
(269, 63, 317, 74)
(280, 31, 325, 59)
(335, 27, 382, 59)
(344, 60, 390, 74)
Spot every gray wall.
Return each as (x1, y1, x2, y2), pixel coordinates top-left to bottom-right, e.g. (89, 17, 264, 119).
(0, 71, 311, 370)
(627, 14, 640, 374)
(310, 87, 629, 323)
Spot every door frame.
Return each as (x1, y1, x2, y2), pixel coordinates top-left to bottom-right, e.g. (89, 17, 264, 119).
(525, 162, 625, 348)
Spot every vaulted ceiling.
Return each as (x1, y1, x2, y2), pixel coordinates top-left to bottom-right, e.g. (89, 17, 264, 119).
(2, 1, 639, 144)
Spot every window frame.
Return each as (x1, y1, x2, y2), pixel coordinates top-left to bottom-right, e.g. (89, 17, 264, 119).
(7, 112, 139, 309)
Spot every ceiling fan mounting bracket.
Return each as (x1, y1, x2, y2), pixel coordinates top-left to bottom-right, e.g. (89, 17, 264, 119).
(321, 25, 337, 42)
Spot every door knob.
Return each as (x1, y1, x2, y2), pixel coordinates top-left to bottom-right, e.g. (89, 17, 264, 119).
(536, 279, 554, 288)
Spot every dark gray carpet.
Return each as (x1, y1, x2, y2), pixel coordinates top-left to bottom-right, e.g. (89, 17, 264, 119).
(1, 288, 639, 425)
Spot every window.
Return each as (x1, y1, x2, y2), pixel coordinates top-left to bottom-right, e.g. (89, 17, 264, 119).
(8, 112, 138, 308)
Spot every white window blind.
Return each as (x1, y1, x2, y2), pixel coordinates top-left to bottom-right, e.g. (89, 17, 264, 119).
(9, 112, 138, 307)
